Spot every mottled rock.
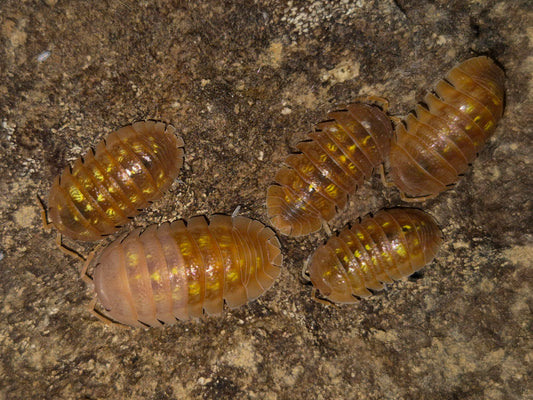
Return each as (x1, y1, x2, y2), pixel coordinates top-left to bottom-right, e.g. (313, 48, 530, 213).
(0, 0, 531, 399)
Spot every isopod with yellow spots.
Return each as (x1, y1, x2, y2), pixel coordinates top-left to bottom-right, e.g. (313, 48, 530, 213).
(46, 121, 184, 241)
(266, 100, 393, 237)
(388, 56, 505, 199)
(87, 215, 282, 327)
(307, 208, 442, 303)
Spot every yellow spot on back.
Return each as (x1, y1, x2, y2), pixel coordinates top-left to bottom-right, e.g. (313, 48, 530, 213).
(396, 244, 407, 258)
(151, 271, 161, 282)
(326, 183, 338, 197)
(93, 169, 104, 181)
(207, 282, 220, 292)
(227, 271, 238, 282)
(197, 235, 209, 247)
(189, 281, 200, 296)
(302, 165, 315, 175)
(69, 187, 84, 202)
(128, 252, 139, 265)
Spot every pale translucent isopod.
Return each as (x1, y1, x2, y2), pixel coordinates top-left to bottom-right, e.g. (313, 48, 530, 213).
(90, 215, 282, 327)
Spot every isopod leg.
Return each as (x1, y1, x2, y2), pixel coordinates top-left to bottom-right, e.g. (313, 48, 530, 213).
(301, 254, 312, 282)
(399, 191, 439, 203)
(311, 287, 339, 308)
(36, 195, 52, 231)
(379, 164, 394, 188)
(389, 115, 402, 125)
(353, 95, 389, 112)
(79, 244, 103, 284)
(231, 205, 242, 218)
(322, 220, 332, 236)
(55, 233, 86, 261)
(80, 255, 93, 284)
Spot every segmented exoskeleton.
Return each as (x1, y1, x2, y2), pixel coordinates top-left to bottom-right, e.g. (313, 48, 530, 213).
(47, 121, 184, 241)
(87, 215, 282, 327)
(307, 208, 442, 303)
(389, 56, 505, 199)
(267, 100, 393, 237)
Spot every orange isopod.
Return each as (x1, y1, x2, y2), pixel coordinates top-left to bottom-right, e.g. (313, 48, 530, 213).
(267, 100, 393, 237)
(389, 56, 505, 199)
(88, 215, 282, 327)
(47, 121, 184, 241)
(307, 208, 442, 303)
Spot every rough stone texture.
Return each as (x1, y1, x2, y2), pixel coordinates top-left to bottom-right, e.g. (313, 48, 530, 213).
(0, 1, 531, 399)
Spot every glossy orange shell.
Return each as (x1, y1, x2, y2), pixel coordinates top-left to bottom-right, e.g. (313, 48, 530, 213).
(267, 102, 393, 237)
(93, 215, 282, 327)
(308, 208, 442, 303)
(48, 121, 184, 241)
(389, 56, 505, 198)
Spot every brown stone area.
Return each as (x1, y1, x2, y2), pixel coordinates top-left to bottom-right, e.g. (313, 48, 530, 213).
(0, 1, 531, 399)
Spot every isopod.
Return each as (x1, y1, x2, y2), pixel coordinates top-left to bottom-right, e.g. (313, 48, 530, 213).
(307, 208, 442, 303)
(388, 56, 505, 199)
(266, 100, 393, 237)
(46, 121, 184, 241)
(86, 215, 282, 327)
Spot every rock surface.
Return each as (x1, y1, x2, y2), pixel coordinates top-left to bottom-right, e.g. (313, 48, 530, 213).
(0, 0, 531, 399)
